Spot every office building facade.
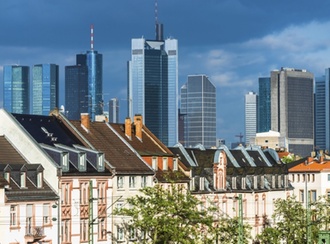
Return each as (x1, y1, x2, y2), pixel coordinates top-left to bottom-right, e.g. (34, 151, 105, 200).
(180, 75, 216, 148)
(3, 65, 30, 114)
(245, 91, 258, 145)
(32, 64, 59, 115)
(128, 23, 178, 146)
(109, 98, 119, 123)
(314, 68, 330, 151)
(258, 77, 271, 133)
(271, 68, 314, 157)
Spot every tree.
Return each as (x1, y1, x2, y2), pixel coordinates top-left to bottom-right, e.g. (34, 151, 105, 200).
(211, 215, 251, 244)
(256, 195, 330, 244)
(114, 184, 215, 243)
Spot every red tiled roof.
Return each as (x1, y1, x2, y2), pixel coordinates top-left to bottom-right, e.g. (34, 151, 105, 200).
(288, 160, 330, 172)
(69, 120, 154, 175)
(110, 123, 173, 157)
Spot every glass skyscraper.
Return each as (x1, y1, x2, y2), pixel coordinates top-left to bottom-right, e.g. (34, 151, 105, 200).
(128, 23, 178, 146)
(258, 77, 271, 133)
(32, 64, 59, 115)
(245, 91, 258, 145)
(180, 75, 216, 148)
(65, 50, 103, 120)
(3, 65, 30, 114)
(271, 68, 314, 157)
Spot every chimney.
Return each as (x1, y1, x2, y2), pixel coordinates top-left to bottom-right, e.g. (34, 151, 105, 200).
(125, 117, 132, 139)
(81, 113, 90, 131)
(134, 115, 143, 140)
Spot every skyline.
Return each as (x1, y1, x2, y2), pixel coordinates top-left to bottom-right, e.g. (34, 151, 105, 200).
(1, 1, 330, 145)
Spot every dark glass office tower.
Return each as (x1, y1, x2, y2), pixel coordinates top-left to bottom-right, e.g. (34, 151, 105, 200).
(271, 68, 314, 157)
(3, 65, 30, 114)
(76, 51, 103, 119)
(32, 64, 59, 115)
(128, 24, 178, 146)
(180, 75, 216, 148)
(65, 65, 88, 120)
(65, 26, 103, 120)
(315, 75, 326, 150)
(258, 77, 271, 133)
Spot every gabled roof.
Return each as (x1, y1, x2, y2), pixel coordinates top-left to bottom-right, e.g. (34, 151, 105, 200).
(13, 113, 113, 176)
(69, 120, 154, 175)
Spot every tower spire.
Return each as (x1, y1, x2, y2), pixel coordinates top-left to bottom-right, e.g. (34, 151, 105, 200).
(90, 24, 94, 51)
(155, 0, 163, 41)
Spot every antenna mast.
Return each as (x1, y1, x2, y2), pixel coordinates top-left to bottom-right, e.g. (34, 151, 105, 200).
(155, 0, 163, 41)
(155, 0, 158, 24)
(90, 24, 94, 51)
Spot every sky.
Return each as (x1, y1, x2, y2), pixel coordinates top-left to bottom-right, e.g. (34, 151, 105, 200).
(2, 0, 330, 146)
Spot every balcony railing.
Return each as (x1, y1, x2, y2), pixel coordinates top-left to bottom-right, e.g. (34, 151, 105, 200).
(25, 226, 45, 241)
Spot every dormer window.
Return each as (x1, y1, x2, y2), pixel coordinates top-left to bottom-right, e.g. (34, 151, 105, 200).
(232, 177, 237, 189)
(98, 154, 105, 172)
(4, 172, 10, 183)
(253, 176, 258, 189)
(241, 177, 246, 189)
(20, 172, 26, 188)
(37, 171, 43, 188)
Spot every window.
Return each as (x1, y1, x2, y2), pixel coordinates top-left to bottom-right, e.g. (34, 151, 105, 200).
(253, 176, 258, 189)
(173, 158, 178, 171)
(98, 218, 106, 240)
(129, 176, 136, 188)
(80, 182, 89, 205)
(37, 172, 43, 188)
(61, 182, 71, 205)
(162, 157, 168, 170)
(43, 203, 50, 225)
(61, 220, 71, 243)
(241, 177, 246, 190)
(152, 157, 158, 171)
(117, 227, 124, 241)
(21, 172, 26, 188)
(117, 176, 124, 189)
(141, 176, 147, 188)
(328, 174, 330, 181)
(310, 190, 317, 202)
(116, 202, 124, 211)
(98, 181, 107, 205)
(80, 219, 88, 242)
(129, 226, 137, 241)
(10, 205, 18, 227)
(232, 177, 237, 189)
(299, 190, 304, 203)
(26, 204, 33, 235)
(4, 172, 10, 183)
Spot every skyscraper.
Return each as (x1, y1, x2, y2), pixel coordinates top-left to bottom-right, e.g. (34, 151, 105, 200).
(3, 65, 30, 114)
(65, 25, 103, 120)
(128, 21, 178, 146)
(314, 68, 330, 151)
(109, 98, 119, 123)
(32, 64, 59, 115)
(258, 77, 271, 133)
(271, 68, 314, 156)
(245, 91, 258, 145)
(65, 65, 88, 119)
(180, 75, 216, 148)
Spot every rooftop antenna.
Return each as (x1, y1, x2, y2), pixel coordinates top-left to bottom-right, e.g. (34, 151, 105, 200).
(90, 24, 94, 51)
(155, 0, 163, 41)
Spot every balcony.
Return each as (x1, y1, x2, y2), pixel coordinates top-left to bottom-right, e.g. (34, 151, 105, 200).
(25, 226, 46, 243)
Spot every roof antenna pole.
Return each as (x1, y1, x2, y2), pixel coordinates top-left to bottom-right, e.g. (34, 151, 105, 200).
(155, 0, 163, 41)
(90, 24, 94, 51)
